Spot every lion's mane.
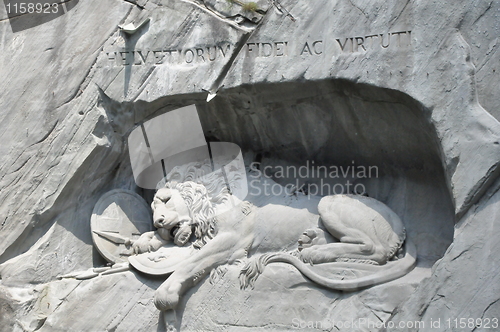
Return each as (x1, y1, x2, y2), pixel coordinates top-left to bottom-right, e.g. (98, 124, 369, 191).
(158, 159, 244, 205)
(170, 181, 217, 249)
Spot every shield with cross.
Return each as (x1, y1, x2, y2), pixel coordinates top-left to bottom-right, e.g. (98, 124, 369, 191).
(91, 189, 154, 264)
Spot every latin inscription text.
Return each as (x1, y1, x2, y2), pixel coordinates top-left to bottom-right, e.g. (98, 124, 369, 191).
(104, 30, 412, 67)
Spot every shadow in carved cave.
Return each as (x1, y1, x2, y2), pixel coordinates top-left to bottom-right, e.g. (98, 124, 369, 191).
(97, 78, 455, 327)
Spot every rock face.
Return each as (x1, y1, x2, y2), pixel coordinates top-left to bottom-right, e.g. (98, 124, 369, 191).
(0, 0, 499, 331)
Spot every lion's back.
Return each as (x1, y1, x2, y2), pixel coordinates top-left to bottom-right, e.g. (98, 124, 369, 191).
(248, 200, 322, 254)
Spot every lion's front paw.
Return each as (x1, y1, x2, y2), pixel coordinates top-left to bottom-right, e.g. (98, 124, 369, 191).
(132, 236, 152, 254)
(155, 280, 182, 311)
(154, 291, 179, 311)
(133, 232, 166, 254)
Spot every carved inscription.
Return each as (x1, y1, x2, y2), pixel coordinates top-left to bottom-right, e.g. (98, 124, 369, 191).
(300, 41, 324, 55)
(298, 31, 412, 57)
(104, 30, 412, 67)
(106, 43, 232, 66)
(246, 42, 289, 57)
(254, 30, 411, 59)
(335, 31, 412, 53)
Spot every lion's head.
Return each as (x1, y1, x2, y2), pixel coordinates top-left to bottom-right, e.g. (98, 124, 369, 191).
(152, 181, 217, 249)
(153, 159, 244, 248)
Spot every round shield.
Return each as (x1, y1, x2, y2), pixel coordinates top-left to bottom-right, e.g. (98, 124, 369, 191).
(91, 189, 154, 264)
(128, 243, 194, 275)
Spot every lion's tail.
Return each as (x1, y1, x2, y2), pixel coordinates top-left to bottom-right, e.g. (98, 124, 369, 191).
(239, 239, 417, 291)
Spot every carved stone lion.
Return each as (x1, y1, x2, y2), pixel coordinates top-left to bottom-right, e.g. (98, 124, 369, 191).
(131, 162, 416, 311)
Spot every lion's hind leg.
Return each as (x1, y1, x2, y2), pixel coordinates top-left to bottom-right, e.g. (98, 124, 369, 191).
(299, 240, 388, 265)
(301, 218, 387, 265)
(315, 196, 390, 265)
(309, 222, 385, 264)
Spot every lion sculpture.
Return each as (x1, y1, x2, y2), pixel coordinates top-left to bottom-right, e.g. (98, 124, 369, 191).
(131, 161, 416, 311)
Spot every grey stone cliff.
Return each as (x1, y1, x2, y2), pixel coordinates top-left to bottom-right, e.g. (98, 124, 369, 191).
(0, 0, 499, 331)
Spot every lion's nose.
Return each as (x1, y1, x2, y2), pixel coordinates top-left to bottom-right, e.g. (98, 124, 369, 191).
(154, 217, 165, 228)
(154, 211, 177, 229)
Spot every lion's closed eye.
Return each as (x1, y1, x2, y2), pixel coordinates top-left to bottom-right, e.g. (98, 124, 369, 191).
(151, 190, 173, 210)
(156, 196, 170, 203)
(155, 190, 172, 203)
